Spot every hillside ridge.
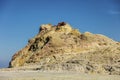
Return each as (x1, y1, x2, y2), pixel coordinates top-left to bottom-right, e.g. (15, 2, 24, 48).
(9, 22, 120, 75)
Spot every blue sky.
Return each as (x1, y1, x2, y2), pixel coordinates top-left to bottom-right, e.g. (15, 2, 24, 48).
(0, 0, 120, 68)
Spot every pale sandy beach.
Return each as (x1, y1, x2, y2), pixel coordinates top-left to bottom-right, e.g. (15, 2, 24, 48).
(0, 70, 120, 80)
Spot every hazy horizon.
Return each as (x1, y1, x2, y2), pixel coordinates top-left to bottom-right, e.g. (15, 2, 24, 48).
(0, 0, 120, 68)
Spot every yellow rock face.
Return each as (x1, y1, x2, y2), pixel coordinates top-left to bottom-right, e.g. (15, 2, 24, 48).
(9, 22, 120, 75)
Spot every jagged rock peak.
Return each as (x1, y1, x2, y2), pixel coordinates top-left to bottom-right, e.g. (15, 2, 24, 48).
(38, 22, 72, 34)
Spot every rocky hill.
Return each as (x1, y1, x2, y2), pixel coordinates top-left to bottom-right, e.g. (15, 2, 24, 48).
(9, 22, 120, 75)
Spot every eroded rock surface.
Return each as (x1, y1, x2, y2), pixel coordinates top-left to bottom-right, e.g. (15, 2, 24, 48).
(9, 22, 120, 75)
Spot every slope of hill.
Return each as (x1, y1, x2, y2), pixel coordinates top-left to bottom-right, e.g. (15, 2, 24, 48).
(9, 22, 120, 75)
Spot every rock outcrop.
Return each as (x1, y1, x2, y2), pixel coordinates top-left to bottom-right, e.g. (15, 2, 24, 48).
(9, 22, 120, 75)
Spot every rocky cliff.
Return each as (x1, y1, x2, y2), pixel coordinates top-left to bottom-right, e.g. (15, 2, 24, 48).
(9, 22, 120, 75)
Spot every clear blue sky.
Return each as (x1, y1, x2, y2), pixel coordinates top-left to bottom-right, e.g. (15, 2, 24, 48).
(0, 0, 120, 68)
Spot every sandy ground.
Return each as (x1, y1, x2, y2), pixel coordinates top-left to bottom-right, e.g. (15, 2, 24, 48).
(0, 71, 120, 80)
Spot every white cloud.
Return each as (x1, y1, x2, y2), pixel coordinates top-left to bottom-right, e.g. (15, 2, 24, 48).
(108, 10, 120, 14)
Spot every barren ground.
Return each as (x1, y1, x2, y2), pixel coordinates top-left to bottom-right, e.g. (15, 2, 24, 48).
(0, 71, 120, 80)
